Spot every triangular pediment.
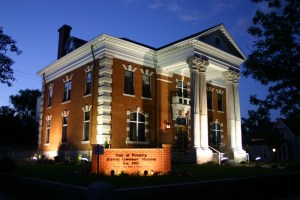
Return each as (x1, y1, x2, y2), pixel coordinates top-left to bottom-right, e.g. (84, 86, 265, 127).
(158, 24, 246, 60)
(196, 24, 246, 60)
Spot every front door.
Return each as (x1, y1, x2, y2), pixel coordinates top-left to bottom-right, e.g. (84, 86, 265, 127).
(175, 126, 188, 150)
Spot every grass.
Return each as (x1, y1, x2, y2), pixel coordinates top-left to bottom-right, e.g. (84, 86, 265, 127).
(6, 160, 296, 188)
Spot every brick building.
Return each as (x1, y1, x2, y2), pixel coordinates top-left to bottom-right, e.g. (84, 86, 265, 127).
(37, 24, 248, 164)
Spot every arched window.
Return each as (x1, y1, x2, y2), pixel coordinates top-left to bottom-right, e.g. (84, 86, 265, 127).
(129, 111, 146, 142)
(211, 122, 221, 146)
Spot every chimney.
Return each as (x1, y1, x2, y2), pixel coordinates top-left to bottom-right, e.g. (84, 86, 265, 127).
(57, 24, 72, 59)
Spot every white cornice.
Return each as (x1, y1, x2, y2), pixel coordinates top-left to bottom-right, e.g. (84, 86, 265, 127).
(37, 34, 157, 82)
(37, 24, 245, 84)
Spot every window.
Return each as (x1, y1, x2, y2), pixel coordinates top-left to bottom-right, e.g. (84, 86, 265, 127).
(207, 90, 212, 110)
(48, 86, 53, 107)
(142, 74, 151, 98)
(176, 117, 187, 125)
(215, 37, 220, 46)
(63, 80, 72, 102)
(129, 112, 146, 142)
(85, 71, 92, 95)
(46, 119, 51, 144)
(217, 93, 223, 111)
(83, 111, 90, 141)
(211, 122, 221, 146)
(124, 70, 134, 95)
(62, 116, 68, 143)
(177, 81, 189, 104)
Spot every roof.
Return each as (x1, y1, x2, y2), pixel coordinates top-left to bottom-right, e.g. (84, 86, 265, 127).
(277, 118, 300, 136)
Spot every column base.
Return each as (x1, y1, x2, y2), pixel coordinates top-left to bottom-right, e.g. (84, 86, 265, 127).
(224, 148, 248, 164)
(195, 147, 213, 164)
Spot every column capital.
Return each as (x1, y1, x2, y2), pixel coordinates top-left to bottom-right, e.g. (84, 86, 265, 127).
(186, 55, 209, 72)
(223, 70, 240, 82)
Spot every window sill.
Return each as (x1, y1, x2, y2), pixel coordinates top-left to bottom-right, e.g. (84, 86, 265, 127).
(125, 141, 150, 145)
(61, 100, 71, 105)
(123, 93, 135, 97)
(83, 93, 91, 98)
(141, 97, 152, 100)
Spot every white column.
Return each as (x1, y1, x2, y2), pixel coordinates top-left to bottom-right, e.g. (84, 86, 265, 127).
(187, 55, 212, 164)
(233, 73, 243, 151)
(223, 71, 236, 150)
(199, 69, 209, 150)
(187, 57, 200, 148)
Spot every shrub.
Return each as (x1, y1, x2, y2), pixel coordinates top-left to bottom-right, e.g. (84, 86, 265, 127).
(202, 161, 219, 166)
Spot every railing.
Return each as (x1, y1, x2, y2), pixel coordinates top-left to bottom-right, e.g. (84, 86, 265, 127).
(209, 146, 227, 164)
(211, 144, 250, 164)
(172, 96, 190, 105)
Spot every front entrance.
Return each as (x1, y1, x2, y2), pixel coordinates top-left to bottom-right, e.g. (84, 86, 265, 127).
(175, 126, 189, 150)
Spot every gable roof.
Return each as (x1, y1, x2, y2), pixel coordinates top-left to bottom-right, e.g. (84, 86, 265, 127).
(276, 118, 300, 136)
(118, 23, 246, 61)
(157, 23, 246, 60)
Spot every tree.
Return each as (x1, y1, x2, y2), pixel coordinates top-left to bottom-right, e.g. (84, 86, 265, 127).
(0, 89, 41, 149)
(241, 107, 285, 156)
(243, 0, 300, 117)
(242, 106, 272, 135)
(0, 26, 22, 86)
(10, 89, 41, 121)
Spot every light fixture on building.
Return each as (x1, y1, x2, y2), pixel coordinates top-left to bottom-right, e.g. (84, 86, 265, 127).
(164, 120, 171, 130)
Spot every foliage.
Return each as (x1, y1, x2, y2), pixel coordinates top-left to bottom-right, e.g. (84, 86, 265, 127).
(241, 107, 284, 149)
(9, 89, 41, 120)
(0, 89, 41, 149)
(243, 0, 300, 117)
(10, 162, 286, 188)
(242, 106, 272, 134)
(0, 26, 22, 86)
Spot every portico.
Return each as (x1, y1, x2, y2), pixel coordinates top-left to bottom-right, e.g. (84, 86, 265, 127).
(186, 55, 247, 164)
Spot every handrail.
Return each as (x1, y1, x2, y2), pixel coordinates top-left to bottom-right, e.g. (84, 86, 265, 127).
(208, 146, 225, 164)
(208, 146, 221, 154)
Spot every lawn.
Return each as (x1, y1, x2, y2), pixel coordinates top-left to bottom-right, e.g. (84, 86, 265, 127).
(7, 160, 295, 188)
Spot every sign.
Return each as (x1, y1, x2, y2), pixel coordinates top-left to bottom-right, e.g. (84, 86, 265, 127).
(94, 144, 104, 155)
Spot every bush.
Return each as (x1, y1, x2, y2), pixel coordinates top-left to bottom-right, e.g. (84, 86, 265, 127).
(0, 155, 16, 172)
(202, 161, 219, 166)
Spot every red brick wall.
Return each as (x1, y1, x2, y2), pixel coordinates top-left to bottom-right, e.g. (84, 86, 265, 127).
(110, 58, 157, 148)
(91, 144, 171, 175)
(40, 55, 228, 158)
(41, 59, 99, 153)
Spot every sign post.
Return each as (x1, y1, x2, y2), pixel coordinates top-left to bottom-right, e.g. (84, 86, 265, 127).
(94, 144, 104, 174)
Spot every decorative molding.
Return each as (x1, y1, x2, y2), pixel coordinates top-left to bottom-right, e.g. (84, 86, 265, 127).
(82, 104, 92, 112)
(61, 110, 70, 117)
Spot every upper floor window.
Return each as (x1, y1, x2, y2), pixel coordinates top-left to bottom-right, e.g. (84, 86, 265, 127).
(177, 80, 189, 104)
(62, 75, 72, 102)
(84, 66, 93, 95)
(217, 93, 223, 111)
(207, 88, 213, 110)
(129, 111, 146, 142)
(47, 83, 54, 107)
(124, 70, 134, 95)
(210, 122, 221, 146)
(142, 74, 151, 98)
(83, 110, 90, 141)
(85, 71, 92, 95)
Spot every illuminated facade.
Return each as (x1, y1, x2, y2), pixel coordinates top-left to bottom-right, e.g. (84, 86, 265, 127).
(37, 24, 248, 163)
